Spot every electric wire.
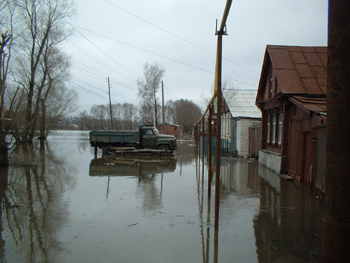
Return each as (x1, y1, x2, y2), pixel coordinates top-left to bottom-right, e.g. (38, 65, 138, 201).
(66, 39, 136, 83)
(71, 24, 256, 87)
(103, 0, 260, 75)
(67, 21, 139, 78)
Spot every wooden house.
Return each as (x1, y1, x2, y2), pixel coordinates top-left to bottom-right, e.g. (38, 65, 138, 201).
(222, 89, 261, 158)
(255, 45, 327, 189)
(157, 123, 181, 139)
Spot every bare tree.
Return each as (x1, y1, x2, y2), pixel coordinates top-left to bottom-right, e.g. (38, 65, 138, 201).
(165, 100, 176, 124)
(90, 105, 108, 130)
(11, 0, 76, 143)
(122, 103, 137, 130)
(0, 0, 17, 165)
(137, 62, 164, 126)
(78, 110, 93, 130)
(173, 99, 202, 133)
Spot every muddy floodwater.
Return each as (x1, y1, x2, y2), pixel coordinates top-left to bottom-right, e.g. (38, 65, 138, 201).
(0, 131, 325, 263)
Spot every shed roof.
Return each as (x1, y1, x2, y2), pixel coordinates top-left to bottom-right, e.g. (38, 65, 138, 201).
(223, 89, 261, 118)
(261, 45, 327, 95)
(289, 95, 327, 115)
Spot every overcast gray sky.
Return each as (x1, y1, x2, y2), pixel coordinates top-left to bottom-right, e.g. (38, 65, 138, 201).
(62, 0, 328, 113)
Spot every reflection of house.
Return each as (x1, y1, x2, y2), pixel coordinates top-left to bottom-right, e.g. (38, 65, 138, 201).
(255, 45, 327, 188)
(222, 89, 261, 158)
(254, 165, 324, 262)
(157, 124, 181, 139)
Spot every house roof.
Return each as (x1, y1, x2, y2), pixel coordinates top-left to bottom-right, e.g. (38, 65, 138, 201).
(223, 89, 261, 118)
(289, 95, 327, 115)
(260, 45, 327, 95)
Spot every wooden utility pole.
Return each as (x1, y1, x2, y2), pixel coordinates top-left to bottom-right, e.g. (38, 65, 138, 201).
(322, 1, 350, 262)
(214, 0, 232, 230)
(108, 77, 114, 129)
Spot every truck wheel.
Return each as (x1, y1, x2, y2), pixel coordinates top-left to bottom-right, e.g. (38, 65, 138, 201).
(103, 145, 112, 154)
(158, 145, 170, 151)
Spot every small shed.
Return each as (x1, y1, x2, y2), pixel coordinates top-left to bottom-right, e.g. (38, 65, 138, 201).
(255, 45, 327, 188)
(222, 89, 261, 158)
(157, 124, 181, 139)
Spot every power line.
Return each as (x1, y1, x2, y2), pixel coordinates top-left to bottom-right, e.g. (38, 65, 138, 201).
(71, 25, 256, 87)
(103, 0, 260, 75)
(67, 21, 139, 78)
(67, 40, 133, 81)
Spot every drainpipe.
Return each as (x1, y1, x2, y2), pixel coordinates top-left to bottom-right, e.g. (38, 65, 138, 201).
(322, 0, 350, 262)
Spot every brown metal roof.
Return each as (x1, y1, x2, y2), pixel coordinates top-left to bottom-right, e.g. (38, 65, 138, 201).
(267, 45, 327, 95)
(289, 95, 327, 114)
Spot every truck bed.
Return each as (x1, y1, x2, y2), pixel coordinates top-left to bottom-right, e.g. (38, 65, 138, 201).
(90, 130, 140, 148)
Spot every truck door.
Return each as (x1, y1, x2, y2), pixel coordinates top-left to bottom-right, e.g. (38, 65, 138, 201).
(141, 128, 157, 148)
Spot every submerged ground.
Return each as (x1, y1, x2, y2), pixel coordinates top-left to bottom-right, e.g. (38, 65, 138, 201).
(0, 131, 324, 263)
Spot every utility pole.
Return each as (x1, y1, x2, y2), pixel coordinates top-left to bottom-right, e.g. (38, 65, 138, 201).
(162, 81, 165, 134)
(181, 98, 184, 138)
(108, 77, 114, 129)
(214, 0, 232, 230)
(322, 1, 350, 262)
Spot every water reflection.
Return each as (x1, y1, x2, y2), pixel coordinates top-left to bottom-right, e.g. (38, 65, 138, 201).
(89, 157, 177, 178)
(89, 157, 177, 210)
(254, 165, 324, 262)
(196, 155, 324, 263)
(0, 142, 75, 263)
(0, 133, 324, 262)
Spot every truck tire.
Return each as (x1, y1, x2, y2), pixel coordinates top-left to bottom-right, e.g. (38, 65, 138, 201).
(103, 145, 112, 154)
(158, 145, 170, 151)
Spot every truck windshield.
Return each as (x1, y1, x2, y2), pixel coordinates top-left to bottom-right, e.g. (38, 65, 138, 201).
(153, 128, 159, 135)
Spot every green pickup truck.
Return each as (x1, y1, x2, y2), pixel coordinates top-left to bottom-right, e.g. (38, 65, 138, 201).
(90, 125, 177, 152)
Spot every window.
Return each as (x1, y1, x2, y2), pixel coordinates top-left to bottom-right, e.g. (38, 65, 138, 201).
(145, 129, 153, 135)
(278, 111, 283, 146)
(152, 128, 159, 135)
(272, 113, 276, 144)
(266, 114, 270, 144)
(266, 108, 283, 147)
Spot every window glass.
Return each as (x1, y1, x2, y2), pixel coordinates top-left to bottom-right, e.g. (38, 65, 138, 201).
(153, 128, 159, 135)
(145, 129, 153, 135)
(278, 112, 283, 145)
(272, 113, 276, 144)
(267, 114, 270, 143)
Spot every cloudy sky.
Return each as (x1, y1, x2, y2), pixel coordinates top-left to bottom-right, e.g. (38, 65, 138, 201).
(62, 0, 328, 113)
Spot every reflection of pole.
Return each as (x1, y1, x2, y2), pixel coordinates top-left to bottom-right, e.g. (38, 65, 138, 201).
(322, 1, 350, 262)
(108, 77, 114, 129)
(205, 194, 211, 263)
(214, 33, 223, 229)
(106, 175, 110, 199)
(214, 228, 219, 263)
(208, 105, 212, 197)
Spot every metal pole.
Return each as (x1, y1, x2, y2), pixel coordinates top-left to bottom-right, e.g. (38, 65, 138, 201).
(162, 81, 165, 134)
(108, 77, 114, 129)
(214, 33, 223, 229)
(181, 98, 184, 138)
(322, 1, 350, 262)
(208, 105, 212, 197)
(202, 118, 205, 188)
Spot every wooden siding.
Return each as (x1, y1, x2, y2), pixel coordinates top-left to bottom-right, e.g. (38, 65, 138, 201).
(316, 126, 326, 191)
(249, 127, 261, 159)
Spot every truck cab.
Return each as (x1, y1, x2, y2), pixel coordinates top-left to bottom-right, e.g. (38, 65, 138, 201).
(140, 126, 177, 151)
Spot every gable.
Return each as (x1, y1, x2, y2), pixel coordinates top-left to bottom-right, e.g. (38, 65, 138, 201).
(223, 89, 261, 118)
(256, 45, 327, 108)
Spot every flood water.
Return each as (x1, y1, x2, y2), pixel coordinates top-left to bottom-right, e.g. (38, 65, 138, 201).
(0, 131, 325, 263)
